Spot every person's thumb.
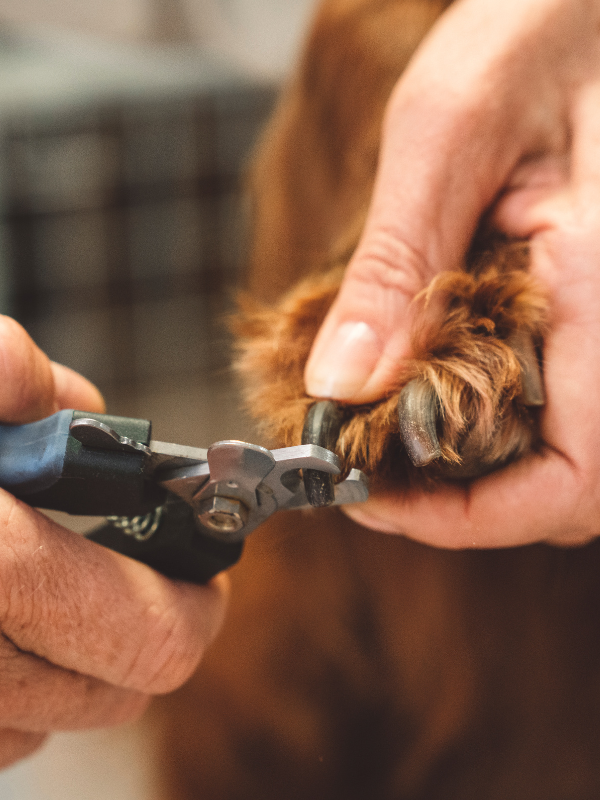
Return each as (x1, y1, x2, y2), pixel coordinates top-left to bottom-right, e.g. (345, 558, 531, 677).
(302, 237, 426, 404)
(302, 97, 498, 404)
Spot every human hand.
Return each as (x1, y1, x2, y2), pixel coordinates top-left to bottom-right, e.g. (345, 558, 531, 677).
(304, 0, 600, 547)
(0, 317, 227, 768)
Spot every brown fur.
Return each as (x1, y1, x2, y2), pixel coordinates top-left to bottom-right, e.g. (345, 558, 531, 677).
(235, 239, 547, 480)
(153, 1, 600, 798)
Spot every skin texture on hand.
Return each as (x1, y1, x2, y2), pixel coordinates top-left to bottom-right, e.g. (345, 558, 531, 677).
(304, 0, 600, 547)
(0, 316, 228, 768)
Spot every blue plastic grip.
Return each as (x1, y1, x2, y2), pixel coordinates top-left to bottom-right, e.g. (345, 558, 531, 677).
(0, 409, 73, 495)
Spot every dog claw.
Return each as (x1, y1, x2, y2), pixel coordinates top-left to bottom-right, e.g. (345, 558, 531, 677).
(302, 401, 344, 507)
(398, 379, 442, 467)
(508, 330, 545, 407)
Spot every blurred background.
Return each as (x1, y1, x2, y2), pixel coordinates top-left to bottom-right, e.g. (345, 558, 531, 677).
(0, 0, 317, 798)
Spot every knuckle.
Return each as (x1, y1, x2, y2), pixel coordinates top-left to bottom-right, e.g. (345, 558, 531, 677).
(350, 229, 433, 299)
(123, 581, 226, 695)
(127, 603, 200, 694)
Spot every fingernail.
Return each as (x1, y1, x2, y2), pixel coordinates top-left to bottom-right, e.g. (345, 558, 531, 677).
(305, 321, 381, 400)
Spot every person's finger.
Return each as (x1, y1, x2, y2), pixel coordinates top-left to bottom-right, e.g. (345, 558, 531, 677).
(50, 362, 105, 414)
(0, 316, 58, 423)
(0, 317, 105, 423)
(0, 636, 149, 731)
(0, 635, 149, 731)
(0, 496, 228, 695)
(0, 729, 47, 770)
(304, 0, 577, 404)
(343, 449, 590, 548)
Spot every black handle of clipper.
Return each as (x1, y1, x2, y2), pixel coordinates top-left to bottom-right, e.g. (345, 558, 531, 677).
(86, 501, 244, 585)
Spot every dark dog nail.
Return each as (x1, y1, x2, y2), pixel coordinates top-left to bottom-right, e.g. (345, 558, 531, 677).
(398, 379, 442, 467)
(508, 330, 545, 407)
(302, 401, 344, 506)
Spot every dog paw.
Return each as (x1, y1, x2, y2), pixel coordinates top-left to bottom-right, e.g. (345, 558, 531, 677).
(233, 238, 547, 484)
